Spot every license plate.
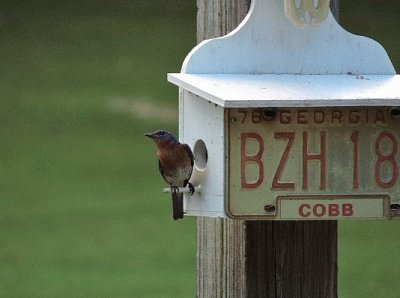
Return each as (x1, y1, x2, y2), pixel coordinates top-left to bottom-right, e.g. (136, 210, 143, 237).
(227, 107, 400, 220)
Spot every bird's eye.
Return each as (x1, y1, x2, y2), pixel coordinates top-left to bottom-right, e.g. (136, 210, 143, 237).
(159, 131, 166, 135)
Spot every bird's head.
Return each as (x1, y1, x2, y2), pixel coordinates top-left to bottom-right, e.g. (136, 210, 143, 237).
(145, 130, 179, 146)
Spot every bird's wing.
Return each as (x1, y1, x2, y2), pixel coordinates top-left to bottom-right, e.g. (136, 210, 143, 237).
(182, 143, 195, 188)
(158, 158, 166, 181)
(182, 144, 194, 167)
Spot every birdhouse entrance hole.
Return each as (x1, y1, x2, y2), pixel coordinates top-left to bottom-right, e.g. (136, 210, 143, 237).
(193, 139, 208, 171)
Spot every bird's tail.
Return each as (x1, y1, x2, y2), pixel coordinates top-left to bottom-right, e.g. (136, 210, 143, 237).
(172, 192, 184, 220)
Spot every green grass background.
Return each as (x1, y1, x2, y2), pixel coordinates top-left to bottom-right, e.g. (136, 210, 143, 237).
(0, 1, 399, 297)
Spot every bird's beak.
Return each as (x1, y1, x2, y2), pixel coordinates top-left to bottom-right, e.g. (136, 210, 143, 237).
(145, 132, 155, 138)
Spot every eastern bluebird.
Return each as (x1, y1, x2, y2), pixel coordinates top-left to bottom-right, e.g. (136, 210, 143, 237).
(145, 130, 195, 220)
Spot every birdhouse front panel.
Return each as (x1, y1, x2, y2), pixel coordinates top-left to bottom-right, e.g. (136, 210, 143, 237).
(180, 91, 226, 218)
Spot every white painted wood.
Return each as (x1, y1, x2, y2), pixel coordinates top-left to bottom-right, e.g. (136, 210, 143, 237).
(162, 185, 202, 194)
(181, 0, 395, 75)
(179, 91, 226, 217)
(169, 73, 400, 108)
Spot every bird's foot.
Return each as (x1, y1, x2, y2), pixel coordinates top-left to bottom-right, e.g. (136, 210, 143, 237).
(171, 186, 180, 194)
(188, 182, 195, 195)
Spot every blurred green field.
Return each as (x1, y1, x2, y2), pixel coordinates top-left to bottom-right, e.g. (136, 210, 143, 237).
(0, 1, 399, 297)
(0, 1, 197, 297)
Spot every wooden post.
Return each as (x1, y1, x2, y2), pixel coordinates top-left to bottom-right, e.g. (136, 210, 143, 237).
(196, 1, 339, 297)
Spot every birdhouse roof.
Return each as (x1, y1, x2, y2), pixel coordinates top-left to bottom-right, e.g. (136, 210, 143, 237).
(168, 73, 400, 108)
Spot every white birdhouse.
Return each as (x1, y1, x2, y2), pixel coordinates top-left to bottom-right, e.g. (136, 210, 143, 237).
(168, 0, 400, 220)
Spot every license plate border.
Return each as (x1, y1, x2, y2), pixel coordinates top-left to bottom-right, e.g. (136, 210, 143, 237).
(225, 107, 398, 220)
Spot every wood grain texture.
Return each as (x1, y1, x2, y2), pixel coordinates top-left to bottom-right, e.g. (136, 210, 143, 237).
(197, 218, 246, 297)
(197, 0, 250, 41)
(245, 221, 338, 297)
(196, 1, 250, 297)
(196, 1, 338, 297)
(330, 0, 339, 21)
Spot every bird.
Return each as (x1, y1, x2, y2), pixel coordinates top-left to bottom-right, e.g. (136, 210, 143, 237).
(145, 130, 195, 220)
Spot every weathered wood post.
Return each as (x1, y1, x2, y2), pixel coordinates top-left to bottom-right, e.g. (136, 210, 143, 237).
(196, 1, 339, 297)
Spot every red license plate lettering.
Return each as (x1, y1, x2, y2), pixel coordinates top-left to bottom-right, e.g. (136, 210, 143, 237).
(239, 130, 399, 191)
(298, 203, 354, 218)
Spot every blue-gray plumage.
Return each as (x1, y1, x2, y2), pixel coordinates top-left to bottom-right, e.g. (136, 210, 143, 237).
(145, 130, 195, 220)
